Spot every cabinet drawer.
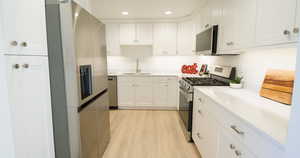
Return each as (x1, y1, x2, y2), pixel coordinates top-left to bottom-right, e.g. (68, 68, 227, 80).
(219, 128, 257, 158)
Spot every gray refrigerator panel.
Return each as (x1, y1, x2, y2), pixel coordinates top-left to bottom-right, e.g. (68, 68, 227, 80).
(79, 91, 110, 158)
(73, 4, 108, 106)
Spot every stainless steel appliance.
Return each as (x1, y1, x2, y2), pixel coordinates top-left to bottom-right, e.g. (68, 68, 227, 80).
(74, 3, 110, 158)
(45, 1, 110, 158)
(178, 65, 236, 142)
(108, 76, 118, 109)
(196, 25, 219, 55)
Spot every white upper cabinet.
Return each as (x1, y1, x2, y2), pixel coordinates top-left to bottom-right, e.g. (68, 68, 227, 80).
(177, 21, 196, 55)
(219, 0, 256, 52)
(136, 24, 153, 45)
(120, 23, 153, 45)
(153, 23, 177, 55)
(2, 0, 48, 55)
(256, 0, 297, 46)
(294, 0, 300, 40)
(105, 24, 121, 56)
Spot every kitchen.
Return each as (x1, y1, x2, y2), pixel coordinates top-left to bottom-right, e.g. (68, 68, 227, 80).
(0, 0, 300, 158)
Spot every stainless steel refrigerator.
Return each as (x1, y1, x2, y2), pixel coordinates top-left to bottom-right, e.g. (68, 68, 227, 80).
(45, 1, 110, 158)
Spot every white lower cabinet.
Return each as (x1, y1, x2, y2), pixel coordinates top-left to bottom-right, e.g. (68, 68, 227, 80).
(118, 76, 178, 109)
(219, 129, 256, 158)
(6, 55, 55, 158)
(193, 89, 285, 158)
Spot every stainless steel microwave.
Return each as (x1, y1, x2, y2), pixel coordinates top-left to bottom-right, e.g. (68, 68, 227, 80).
(196, 25, 218, 55)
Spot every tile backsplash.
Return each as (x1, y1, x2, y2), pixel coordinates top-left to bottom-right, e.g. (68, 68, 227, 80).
(107, 47, 298, 92)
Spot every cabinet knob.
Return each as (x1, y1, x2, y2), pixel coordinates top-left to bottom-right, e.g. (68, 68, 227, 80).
(198, 98, 202, 102)
(21, 42, 28, 47)
(197, 133, 202, 139)
(283, 30, 291, 35)
(22, 64, 29, 69)
(13, 64, 20, 69)
(198, 110, 202, 115)
(229, 144, 236, 150)
(10, 41, 18, 46)
(235, 150, 242, 157)
(293, 27, 299, 34)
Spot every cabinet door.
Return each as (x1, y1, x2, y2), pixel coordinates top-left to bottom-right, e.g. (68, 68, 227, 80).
(136, 24, 153, 45)
(105, 24, 121, 56)
(167, 77, 179, 108)
(135, 77, 153, 106)
(2, 0, 48, 54)
(6, 56, 55, 158)
(120, 24, 136, 45)
(293, 0, 300, 40)
(177, 21, 196, 55)
(153, 78, 169, 106)
(117, 77, 135, 106)
(256, 0, 297, 46)
(153, 23, 177, 55)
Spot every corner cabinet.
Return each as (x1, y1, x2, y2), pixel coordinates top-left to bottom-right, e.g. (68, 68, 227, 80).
(1, 0, 48, 55)
(6, 55, 55, 158)
(117, 76, 178, 109)
(153, 23, 178, 56)
(105, 24, 121, 56)
(255, 0, 298, 46)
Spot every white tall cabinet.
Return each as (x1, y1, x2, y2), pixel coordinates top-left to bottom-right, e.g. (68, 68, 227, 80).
(6, 56, 55, 158)
(1, 0, 48, 54)
(0, 0, 55, 157)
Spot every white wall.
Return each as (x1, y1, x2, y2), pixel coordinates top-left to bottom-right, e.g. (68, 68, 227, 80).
(107, 46, 297, 92)
(286, 41, 300, 158)
(0, 53, 15, 158)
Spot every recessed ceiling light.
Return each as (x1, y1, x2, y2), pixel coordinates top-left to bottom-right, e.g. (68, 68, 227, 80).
(165, 11, 173, 15)
(122, 11, 129, 15)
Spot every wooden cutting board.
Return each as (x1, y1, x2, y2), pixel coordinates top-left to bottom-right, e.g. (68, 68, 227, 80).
(260, 69, 295, 105)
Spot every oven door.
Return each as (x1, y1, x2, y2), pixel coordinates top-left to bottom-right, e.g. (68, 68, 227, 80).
(179, 87, 193, 132)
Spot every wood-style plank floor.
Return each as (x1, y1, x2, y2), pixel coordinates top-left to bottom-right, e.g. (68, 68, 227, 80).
(103, 110, 201, 158)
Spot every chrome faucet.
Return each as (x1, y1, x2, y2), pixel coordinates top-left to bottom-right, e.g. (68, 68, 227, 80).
(136, 58, 141, 73)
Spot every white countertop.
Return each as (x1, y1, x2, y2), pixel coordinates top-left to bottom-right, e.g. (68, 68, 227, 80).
(194, 86, 291, 146)
(108, 72, 208, 78)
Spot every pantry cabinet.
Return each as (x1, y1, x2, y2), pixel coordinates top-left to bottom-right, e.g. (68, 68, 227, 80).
(120, 23, 153, 45)
(1, 0, 48, 55)
(256, 0, 297, 46)
(153, 23, 177, 55)
(6, 55, 55, 158)
(177, 21, 196, 55)
(118, 76, 178, 109)
(105, 24, 121, 56)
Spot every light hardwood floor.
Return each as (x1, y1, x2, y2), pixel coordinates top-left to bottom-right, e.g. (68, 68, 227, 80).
(103, 110, 201, 158)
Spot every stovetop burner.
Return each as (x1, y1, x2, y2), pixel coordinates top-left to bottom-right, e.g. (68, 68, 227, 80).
(183, 77, 229, 86)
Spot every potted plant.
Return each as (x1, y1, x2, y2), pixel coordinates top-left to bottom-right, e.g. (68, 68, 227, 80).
(230, 76, 243, 89)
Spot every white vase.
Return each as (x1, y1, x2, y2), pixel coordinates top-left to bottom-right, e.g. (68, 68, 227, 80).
(230, 83, 243, 89)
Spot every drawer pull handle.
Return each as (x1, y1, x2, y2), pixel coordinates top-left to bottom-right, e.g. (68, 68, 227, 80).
(231, 125, 245, 135)
(230, 144, 236, 150)
(235, 150, 242, 157)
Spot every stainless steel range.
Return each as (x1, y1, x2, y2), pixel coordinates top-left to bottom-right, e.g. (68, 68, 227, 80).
(178, 65, 236, 142)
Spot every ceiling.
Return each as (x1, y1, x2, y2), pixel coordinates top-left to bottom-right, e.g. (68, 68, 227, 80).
(89, 0, 204, 20)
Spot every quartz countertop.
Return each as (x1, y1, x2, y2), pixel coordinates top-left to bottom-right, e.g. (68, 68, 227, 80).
(108, 73, 208, 78)
(194, 86, 291, 147)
